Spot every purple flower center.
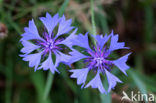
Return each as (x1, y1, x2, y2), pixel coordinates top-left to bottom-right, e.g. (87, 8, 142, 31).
(36, 32, 62, 54)
(85, 45, 113, 73)
(45, 40, 54, 48)
(94, 57, 104, 66)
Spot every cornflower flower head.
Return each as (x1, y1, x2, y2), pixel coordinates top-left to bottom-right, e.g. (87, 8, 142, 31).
(20, 12, 78, 73)
(69, 31, 131, 94)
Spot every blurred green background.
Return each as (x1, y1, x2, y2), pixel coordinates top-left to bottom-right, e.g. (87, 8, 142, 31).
(0, 0, 156, 103)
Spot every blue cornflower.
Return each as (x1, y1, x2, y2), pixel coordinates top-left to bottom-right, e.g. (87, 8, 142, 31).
(20, 12, 78, 73)
(69, 31, 131, 94)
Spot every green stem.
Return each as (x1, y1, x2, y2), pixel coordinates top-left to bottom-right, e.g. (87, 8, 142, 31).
(43, 71, 54, 100)
(90, 0, 96, 36)
(42, 0, 69, 101)
(90, 0, 97, 47)
(90, 1, 112, 103)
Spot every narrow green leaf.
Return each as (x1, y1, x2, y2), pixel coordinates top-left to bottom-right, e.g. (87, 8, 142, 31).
(144, 4, 154, 43)
(43, 71, 54, 100)
(61, 65, 78, 94)
(7, 14, 22, 34)
(96, 8, 109, 33)
(5, 55, 13, 103)
(128, 69, 148, 103)
(58, 0, 69, 16)
(30, 71, 50, 103)
(135, 54, 144, 73)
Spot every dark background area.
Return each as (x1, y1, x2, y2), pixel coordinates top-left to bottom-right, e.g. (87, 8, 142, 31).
(0, 0, 156, 103)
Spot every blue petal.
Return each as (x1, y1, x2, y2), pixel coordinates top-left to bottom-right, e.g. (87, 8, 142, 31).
(72, 32, 91, 50)
(59, 28, 78, 48)
(85, 72, 106, 94)
(56, 15, 74, 38)
(22, 51, 43, 71)
(38, 52, 59, 74)
(22, 19, 44, 41)
(69, 49, 88, 64)
(20, 40, 40, 54)
(55, 51, 72, 67)
(109, 31, 129, 52)
(92, 34, 111, 49)
(113, 53, 131, 75)
(69, 68, 89, 87)
(105, 69, 122, 92)
(40, 13, 60, 35)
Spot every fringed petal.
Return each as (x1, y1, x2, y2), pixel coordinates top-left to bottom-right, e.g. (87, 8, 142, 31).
(56, 15, 74, 38)
(22, 51, 43, 71)
(22, 19, 44, 41)
(85, 72, 106, 94)
(69, 49, 88, 64)
(109, 31, 129, 52)
(59, 28, 78, 48)
(92, 34, 111, 49)
(113, 53, 131, 75)
(69, 68, 89, 87)
(72, 32, 91, 50)
(40, 13, 60, 35)
(55, 51, 72, 67)
(105, 69, 122, 92)
(20, 40, 40, 54)
(38, 52, 59, 74)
